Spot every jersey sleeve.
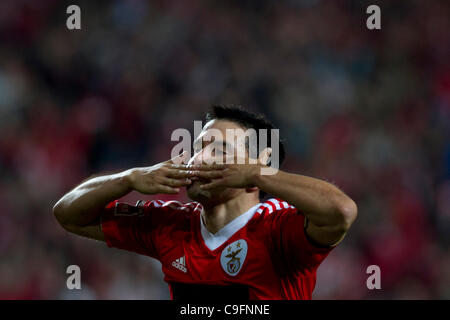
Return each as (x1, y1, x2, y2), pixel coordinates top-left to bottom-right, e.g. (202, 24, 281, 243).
(266, 199, 334, 274)
(100, 200, 165, 259)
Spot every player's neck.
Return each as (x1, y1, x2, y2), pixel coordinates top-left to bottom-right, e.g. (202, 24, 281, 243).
(201, 194, 259, 234)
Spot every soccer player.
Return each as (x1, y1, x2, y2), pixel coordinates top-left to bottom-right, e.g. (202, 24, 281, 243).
(53, 105, 357, 300)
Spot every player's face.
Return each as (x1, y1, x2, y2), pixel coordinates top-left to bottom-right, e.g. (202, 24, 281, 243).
(186, 119, 250, 205)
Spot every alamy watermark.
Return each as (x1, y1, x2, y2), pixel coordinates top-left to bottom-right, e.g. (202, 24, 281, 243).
(66, 264, 81, 290)
(66, 4, 381, 32)
(66, 5, 81, 30)
(366, 265, 381, 290)
(366, 5, 381, 30)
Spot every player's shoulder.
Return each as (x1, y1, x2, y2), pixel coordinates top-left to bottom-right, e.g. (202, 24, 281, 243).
(256, 198, 297, 216)
(132, 199, 202, 230)
(110, 199, 201, 214)
(246, 198, 298, 234)
(143, 199, 202, 215)
(251, 198, 298, 224)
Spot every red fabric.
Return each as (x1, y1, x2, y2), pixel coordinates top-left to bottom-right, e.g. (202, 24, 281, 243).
(101, 198, 333, 300)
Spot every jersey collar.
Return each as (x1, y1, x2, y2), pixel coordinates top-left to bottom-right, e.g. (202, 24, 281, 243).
(199, 202, 261, 251)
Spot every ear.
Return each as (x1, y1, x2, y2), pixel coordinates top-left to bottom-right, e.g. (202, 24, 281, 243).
(258, 147, 272, 166)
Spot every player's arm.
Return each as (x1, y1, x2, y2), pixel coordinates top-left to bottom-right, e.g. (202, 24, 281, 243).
(194, 164, 357, 247)
(252, 170, 357, 247)
(53, 154, 193, 241)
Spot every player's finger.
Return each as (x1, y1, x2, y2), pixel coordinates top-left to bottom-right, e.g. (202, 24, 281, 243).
(165, 168, 195, 178)
(191, 163, 227, 171)
(158, 185, 181, 194)
(160, 177, 192, 187)
(192, 170, 225, 179)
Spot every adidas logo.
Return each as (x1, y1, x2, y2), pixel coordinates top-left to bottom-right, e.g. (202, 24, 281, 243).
(172, 256, 187, 273)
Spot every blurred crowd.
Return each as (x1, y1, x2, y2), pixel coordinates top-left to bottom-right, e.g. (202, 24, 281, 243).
(0, 0, 449, 299)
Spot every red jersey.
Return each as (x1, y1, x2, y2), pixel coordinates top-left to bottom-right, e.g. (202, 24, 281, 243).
(101, 198, 333, 300)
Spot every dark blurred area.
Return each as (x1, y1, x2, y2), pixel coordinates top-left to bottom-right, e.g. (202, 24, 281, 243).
(0, 0, 449, 299)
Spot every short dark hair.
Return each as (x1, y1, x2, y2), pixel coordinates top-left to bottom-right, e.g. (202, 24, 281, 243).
(205, 104, 286, 200)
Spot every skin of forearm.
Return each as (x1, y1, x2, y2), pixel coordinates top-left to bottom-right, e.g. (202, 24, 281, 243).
(253, 169, 356, 228)
(53, 169, 133, 227)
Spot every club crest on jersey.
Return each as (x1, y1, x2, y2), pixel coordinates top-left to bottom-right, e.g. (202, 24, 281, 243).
(220, 239, 248, 276)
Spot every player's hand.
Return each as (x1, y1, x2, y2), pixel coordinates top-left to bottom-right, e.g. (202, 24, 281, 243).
(128, 153, 193, 194)
(191, 163, 262, 190)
